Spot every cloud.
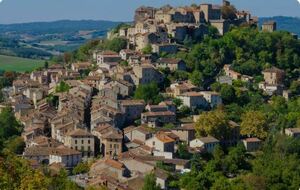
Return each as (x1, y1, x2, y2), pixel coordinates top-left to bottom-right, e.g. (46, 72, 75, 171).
(298, 0, 300, 4)
(0, 0, 3, 3)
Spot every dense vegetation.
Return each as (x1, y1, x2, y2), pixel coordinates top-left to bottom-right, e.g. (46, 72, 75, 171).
(175, 27, 300, 88)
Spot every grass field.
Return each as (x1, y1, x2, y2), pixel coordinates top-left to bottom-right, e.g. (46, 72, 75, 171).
(0, 55, 45, 72)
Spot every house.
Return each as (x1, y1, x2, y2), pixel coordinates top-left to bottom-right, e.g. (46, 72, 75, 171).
(178, 91, 208, 109)
(131, 64, 164, 86)
(145, 104, 169, 112)
(156, 58, 186, 71)
(155, 168, 170, 190)
(259, 67, 285, 95)
(92, 124, 123, 158)
(145, 131, 175, 154)
(64, 128, 95, 158)
(285, 128, 300, 138)
(23, 147, 54, 164)
(124, 125, 153, 143)
(49, 146, 82, 168)
(242, 138, 262, 152)
(262, 21, 276, 32)
(171, 123, 196, 144)
(210, 19, 230, 35)
(151, 43, 178, 54)
(190, 136, 219, 153)
(71, 62, 91, 72)
(90, 158, 130, 179)
(199, 91, 222, 108)
(169, 81, 198, 97)
(158, 101, 176, 113)
(105, 80, 134, 97)
(119, 99, 145, 123)
(141, 111, 176, 127)
(119, 49, 137, 60)
(96, 51, 121, 65)
(262, 67, 285, 85)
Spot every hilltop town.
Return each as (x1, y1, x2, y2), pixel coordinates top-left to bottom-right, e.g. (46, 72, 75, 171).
(0, 1, 300, 190)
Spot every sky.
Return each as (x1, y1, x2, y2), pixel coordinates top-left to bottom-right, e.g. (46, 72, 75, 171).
(0, 0, 299, 24)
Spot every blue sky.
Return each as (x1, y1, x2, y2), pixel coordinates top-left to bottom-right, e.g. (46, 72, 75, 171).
(0, 0, 299, 24)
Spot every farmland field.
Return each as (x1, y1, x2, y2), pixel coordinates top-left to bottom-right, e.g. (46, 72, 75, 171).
(0, 55, 45, 72)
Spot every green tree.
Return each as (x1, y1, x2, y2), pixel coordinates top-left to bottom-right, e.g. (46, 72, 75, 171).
(55, 81, 71, 93)
(134, 82, 162, 104)
(177, 142, 191, 159)
(189, 70, 204, 87)
(195, 109, 229, 140)
(220, 84, 236, 104)
(142, 173, 161, 190)
(72, 162, 90, 175)
(142, 44, 153, 54)
(240, 110, 268, 139)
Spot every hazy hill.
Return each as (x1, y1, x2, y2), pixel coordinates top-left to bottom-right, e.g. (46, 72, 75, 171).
(259, 16, 300, 36)
(0, 20, 122, 58)
(0, 20, 121, 35)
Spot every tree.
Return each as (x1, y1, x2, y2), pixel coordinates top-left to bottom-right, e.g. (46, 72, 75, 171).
(240, 110, 268, 139)
(106, 38, 127, 52)
(120, 60, 129, 67)
(195, 109, 229, 140)
(142, 173, 161, 190)
(220, 84, 236, 104)
(44, 61, 49, 69)
(134, 82, 162, 104)
(55, 81, 71, 93)
(189, 70, 204, 87)
(177, 142, 191, 159)
(142, 44, 153, 54)
(0, 107, 22, 140)
(4, 137, 25, 154)
(72, 162, 90, 175)
(172, 98, 182, 108)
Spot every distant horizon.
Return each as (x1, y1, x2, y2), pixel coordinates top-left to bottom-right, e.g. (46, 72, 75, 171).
(0, 0, 300, 24)
(0, 16, 299, 25)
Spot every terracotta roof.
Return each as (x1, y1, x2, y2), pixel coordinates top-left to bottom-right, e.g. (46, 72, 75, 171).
(197, 136, 219, 144)
(157, 58, 183, 65)
(24, 147, 54, 156)
(243, 138, 261, 143)
(50, 146, 81, 156)
(180, 91, 203, 97)
(156, 132, 175, 143)
(263, 67, 284, 74)
(154, 168, 169, 180)
(104, 159, 125, 170)
(120, 99, 145, 106)
(142, 111, 175, 117)
(100, 50, 119, 56)
(66, 128, 93, 137)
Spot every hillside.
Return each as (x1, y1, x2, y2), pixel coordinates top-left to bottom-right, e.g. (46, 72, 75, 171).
(0, 20, 122, 58)
(0, 55, 44, 72)
(259, 16, 300, 36)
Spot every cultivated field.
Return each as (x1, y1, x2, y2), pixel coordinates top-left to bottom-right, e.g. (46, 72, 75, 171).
(0, 55, 44, 72)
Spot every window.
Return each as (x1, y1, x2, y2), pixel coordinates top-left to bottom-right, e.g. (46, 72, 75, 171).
(110, 144, 112, 148)
(81, 140, 84, 144)
(88, 146, 91, 151)
(88, 140, 90, 144)
(75, 146, 78, 150)
(75, 140, 77, 144)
